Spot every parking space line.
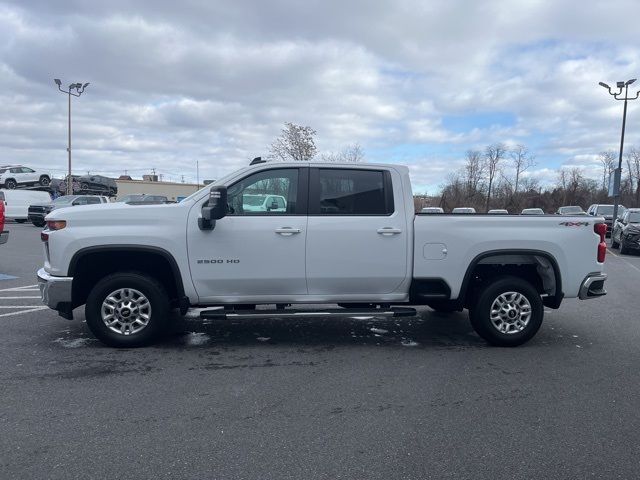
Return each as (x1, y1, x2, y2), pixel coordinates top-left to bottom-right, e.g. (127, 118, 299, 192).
(0, 296, 42, 299)
(0, 284, 38, 292)
(0, 307, 48, 318)
(0, 305, 45, 308)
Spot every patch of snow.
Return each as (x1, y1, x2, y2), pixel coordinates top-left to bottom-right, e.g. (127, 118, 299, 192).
(370, 327, 388, 334)
(54, 337, 91, 348)
(185, 332, 209, 346)
(401, 339, 419, 347)
(256, 337, 271, 342)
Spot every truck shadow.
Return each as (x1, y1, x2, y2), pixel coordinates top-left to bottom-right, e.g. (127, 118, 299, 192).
(160, 309, 487, 350)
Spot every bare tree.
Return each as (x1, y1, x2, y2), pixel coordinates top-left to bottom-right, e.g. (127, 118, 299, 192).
(463, 149, 484, 199)
(321, 143, 365, 162)
(598, 151, 616, 191)
(628, 147, 640, 206)
(510, 144, 535, 195)
(484, 143, 507, 212)
(269, 122, 317, 162)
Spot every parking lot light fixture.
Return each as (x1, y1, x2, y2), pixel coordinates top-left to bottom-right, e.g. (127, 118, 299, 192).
(599, 78, 640, 221)
(54, 78, 90, 195)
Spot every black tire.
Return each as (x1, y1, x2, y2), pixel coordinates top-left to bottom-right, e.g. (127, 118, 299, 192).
(469, 276, 543, 347)
(427, 300, 460, 313)
(39, 175, 50, 186)
(620, 238, 629, 255)
(14, 219, 26, 223)
(32, 220, 46, 228)
(611, 234, 619, 249)
(4, 179, 17, 189)
(85, 272, 170, 347)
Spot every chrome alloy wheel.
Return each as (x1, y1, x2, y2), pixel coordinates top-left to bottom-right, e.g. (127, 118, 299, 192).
(101, 288, 152, 335)
(489, 291, 532, 334)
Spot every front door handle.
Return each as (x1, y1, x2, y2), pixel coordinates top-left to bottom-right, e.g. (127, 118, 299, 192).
(275, 227, 301, 236)
(377, 227, 402, 235)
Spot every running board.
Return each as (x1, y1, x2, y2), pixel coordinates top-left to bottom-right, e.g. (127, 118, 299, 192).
(200, 307, 417, 320)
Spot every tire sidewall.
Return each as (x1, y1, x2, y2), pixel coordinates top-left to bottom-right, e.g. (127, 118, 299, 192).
(40, 175, 50, 186)
(85, 272, 169, 347)
(5, 179, 16, 189)
(470, 276, 543, 347)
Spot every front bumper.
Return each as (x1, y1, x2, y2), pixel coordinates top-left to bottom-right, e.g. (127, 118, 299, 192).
(578, 273, 607, 300)
(27, 213, 45, 224)
(0, 231, 8, 245)
(37, 268, 73, 313)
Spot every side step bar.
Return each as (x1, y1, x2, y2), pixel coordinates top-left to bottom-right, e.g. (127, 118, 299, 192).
(200, 307, 417, 320)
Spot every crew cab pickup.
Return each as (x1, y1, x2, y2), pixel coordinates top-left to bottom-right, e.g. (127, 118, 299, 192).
(37, 162, 608, 348)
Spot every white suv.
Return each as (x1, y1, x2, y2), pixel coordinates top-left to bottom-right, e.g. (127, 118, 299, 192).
(0, 165, 51, 189)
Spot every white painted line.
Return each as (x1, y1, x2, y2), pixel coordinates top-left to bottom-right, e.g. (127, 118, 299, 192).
(0, 284, 38, 292)
(0, 307, 48, 318)
(0, 296, 42, 299)
(0, 305, 44, 308)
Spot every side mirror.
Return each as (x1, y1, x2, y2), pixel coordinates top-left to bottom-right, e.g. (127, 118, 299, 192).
(199, 186, 227, 230)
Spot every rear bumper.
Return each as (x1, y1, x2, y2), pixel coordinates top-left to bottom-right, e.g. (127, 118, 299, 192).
(37, 268, 73, 312)
(0, 231, 8, 244)
(578, 273, 607, 300)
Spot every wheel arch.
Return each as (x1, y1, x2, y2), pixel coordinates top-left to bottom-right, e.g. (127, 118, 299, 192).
(68, 245, 188, 312)
(458, 249, 563, 309)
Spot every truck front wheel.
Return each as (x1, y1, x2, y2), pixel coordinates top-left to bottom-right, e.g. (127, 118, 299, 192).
(468, 276, 543, 347)
(85, 272, 170, 347)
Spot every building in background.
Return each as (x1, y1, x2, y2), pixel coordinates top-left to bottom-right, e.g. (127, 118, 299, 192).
(115, 177, 201, 202)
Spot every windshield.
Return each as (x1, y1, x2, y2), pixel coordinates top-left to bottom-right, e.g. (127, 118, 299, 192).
(596, 205, 614, 215)
(561, 206, 583, 214)
(628, 212, 640, 223)
(53, 196, 75, 205)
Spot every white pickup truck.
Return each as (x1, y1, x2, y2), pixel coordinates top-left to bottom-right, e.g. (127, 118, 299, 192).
(37, 161, 608, 348)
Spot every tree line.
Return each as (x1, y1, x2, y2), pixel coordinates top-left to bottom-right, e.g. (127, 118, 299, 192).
(266, 123, 640, 213)
(428, 145, 640, 213)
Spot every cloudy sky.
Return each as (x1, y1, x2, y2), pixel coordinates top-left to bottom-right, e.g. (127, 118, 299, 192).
(1, 0, 639, 192)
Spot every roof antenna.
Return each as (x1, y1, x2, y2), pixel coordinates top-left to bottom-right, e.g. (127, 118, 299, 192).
(250, 156, 266, 165)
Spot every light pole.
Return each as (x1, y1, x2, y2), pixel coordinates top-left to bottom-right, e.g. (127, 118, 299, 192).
(599, 78, 639, 221)
(54, 79, 89, 195)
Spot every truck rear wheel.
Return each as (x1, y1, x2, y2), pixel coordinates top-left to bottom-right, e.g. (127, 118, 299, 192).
(85, 272, 170, 347)
(469, 276, 543, 347)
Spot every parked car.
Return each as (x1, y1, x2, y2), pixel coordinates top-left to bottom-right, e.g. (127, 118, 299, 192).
(488, 209, 509, 214)
(0, 192, 7, 245)
(28, 195, 109, 227)
(521, 208, 545, 215)
(611, 208, 640, 253)
(241, 194, 287, 213)
(0, 189, 52, 222)
(0, 165, 51, 189)
(586, 204, 626, 236)
(38, 161, 608, 349)
(451, 207, 476, 214)
(78, 175, 117, 195)
(116, 194, 169, 204)
(420, 207, 444, 213)
(556, 206, 587, 215)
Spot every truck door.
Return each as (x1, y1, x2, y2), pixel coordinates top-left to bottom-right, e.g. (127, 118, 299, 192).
(305, 167, 408, 295)
(187, 167, 308, 301)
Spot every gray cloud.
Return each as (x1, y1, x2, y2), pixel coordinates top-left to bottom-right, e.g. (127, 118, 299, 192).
(1, 0, 640, 189)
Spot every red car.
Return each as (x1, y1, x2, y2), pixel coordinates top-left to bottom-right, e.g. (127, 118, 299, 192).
(0, 191, 8, 244)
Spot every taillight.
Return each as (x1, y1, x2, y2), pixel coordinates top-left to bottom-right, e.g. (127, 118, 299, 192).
(594, 223, 606, 263)
(46, 220, 66, 231)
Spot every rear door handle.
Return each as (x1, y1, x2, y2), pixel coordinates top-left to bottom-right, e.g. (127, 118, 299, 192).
(275, 227, 301, 236)
(377, 227, 402, 235)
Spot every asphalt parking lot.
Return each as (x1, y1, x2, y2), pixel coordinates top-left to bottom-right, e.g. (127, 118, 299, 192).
(2, 222, 640, 480)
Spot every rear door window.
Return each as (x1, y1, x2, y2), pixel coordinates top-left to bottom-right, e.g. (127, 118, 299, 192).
(310, 169, 394, 215)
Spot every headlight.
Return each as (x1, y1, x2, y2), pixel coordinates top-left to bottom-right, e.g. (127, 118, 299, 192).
(46, 220, 66, 230)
